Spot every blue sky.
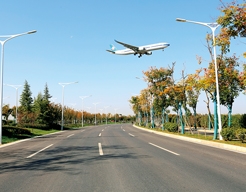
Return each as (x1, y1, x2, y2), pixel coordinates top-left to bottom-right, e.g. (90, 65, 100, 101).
(1, 0, 245, 116)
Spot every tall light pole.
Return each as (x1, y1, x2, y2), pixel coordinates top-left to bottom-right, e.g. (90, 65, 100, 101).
(104, 106, 110, 124)
(4, 84, 22, 123)
(93, 102, 100, 125)
(80, 95, 91, 127)
(0, 30, 36, 144)
(59, 81, 78, 130)
(176, 18, 222, 140)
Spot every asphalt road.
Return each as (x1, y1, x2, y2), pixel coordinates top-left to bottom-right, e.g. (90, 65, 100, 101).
(0, 124, 246, 192)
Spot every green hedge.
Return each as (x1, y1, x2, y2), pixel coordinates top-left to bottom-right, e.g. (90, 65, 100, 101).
(3, 126, 32, 137)
(164, 122, 178, 132)
(221, 127, 246, 142)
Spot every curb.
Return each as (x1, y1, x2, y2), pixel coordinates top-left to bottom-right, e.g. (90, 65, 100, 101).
(0, 130, 65, 149)
(133, 125, 246, 155)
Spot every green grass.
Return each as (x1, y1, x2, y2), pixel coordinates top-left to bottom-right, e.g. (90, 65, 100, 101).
(2, 128, 59, 144)
(26, 128, 59, 136)
(2, 136, 20, 144)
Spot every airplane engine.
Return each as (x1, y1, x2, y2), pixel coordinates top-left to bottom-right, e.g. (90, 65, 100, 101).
(146, 51, 152, 55)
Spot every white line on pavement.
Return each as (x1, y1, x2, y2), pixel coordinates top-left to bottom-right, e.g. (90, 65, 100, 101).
(149, 142, 180, 156)
(99, 133, 101, 137)
(67, 134, 74, 138)
(129, 133, 135, 137)
(98, 143, 103, 155)
(26, 144, 53, 158)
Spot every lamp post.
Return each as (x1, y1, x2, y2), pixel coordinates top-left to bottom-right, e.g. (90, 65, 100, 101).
(0, 30, 36, 144)
(93, 102, 99, 125)
(80, 95, 91, 127)
(176, 18, 222, 140)
(59, 81, 78, 130)
(4, 84, 22, 123)
(104, 106, 110, 124)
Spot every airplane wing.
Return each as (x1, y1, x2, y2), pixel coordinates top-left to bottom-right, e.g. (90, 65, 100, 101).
(115, 40, 139, 52)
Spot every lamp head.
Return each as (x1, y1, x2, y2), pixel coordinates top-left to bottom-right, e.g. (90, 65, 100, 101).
(176, 18, 186, 22)
(27, 30, 37, 34)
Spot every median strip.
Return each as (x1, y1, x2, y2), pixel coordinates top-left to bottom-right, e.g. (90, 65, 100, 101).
(149, 142, 180, 156)
(98, 143, 103, 155)
(26, 144, 53, 158)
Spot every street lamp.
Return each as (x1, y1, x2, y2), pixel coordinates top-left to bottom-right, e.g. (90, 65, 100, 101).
(0, 30, 36, 144)
(59, 81, 78, 130)
(80, 95, 91, 127)
(176, 18, 222, 140)
(104, 106, 110, 124)
(93, 102, 100, 125)
(4, 84, 22, 123)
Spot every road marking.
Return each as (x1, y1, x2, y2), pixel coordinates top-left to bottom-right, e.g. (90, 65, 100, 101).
(129, 133, 135, 137)
(26, 144, 53, 158)
(67, 134, 74, 138)
(98, 143, 103, 155)
(149, 142, 180, 156)
(102, 129, 104, 131)
(99, 133, 101, 137)
(122, 129, 125, 131)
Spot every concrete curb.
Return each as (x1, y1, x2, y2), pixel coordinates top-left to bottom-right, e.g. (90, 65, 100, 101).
(133, 125, 246, 155)
(0, 130, 65, 149)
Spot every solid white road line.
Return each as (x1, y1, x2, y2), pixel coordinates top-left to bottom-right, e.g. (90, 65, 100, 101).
(99, 133, 102, 137)
(98, 143, 103, 155)
(67, 134, 74, 138)
(26, 144, 53, 158)
(129, 133, 135, 137)
(149, 142, 180, 156)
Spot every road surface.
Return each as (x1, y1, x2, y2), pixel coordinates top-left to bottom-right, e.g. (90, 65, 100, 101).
(0, 124, 245, 191)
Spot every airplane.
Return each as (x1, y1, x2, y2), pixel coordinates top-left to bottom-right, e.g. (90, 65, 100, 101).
(106, 40, 170, 58)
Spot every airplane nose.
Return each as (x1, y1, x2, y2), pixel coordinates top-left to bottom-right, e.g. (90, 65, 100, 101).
(167, 43, 170, 46)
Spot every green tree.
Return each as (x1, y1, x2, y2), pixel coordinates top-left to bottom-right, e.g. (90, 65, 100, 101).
(43, 83, 52, 101)
(19, 80, 33, 123)
(217, 0, 246, 57)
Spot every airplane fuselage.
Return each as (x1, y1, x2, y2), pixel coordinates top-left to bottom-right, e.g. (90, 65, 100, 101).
(107, 40, 170, 58)
(115, 43, 169, 55)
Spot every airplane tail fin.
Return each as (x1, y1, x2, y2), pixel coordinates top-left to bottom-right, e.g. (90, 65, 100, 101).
(106, 44, 117, 54)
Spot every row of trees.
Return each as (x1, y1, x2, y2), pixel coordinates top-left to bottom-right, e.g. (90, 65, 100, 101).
(3, 80, 133, 128)
(129, 1, 246, 139)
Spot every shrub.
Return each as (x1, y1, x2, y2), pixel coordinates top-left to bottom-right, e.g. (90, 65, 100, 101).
(164, 122, 178, 132)
(221, 127, 235, 141)
(239, 114, 246, 128)
(235, 128, 246, 143)
(3, 126, 32, 137)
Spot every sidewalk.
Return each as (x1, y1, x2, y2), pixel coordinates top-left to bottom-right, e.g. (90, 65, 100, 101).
(133, 125, 246, 155)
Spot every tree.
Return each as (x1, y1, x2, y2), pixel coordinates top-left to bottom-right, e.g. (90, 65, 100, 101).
(19, 80, 33, 123)
(43, 83, 52, 101)
(217, 55, 244, 127)
(186, 70, 202, 130)
(143, 65, 174, 129)
(217, 0, 246, 57)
